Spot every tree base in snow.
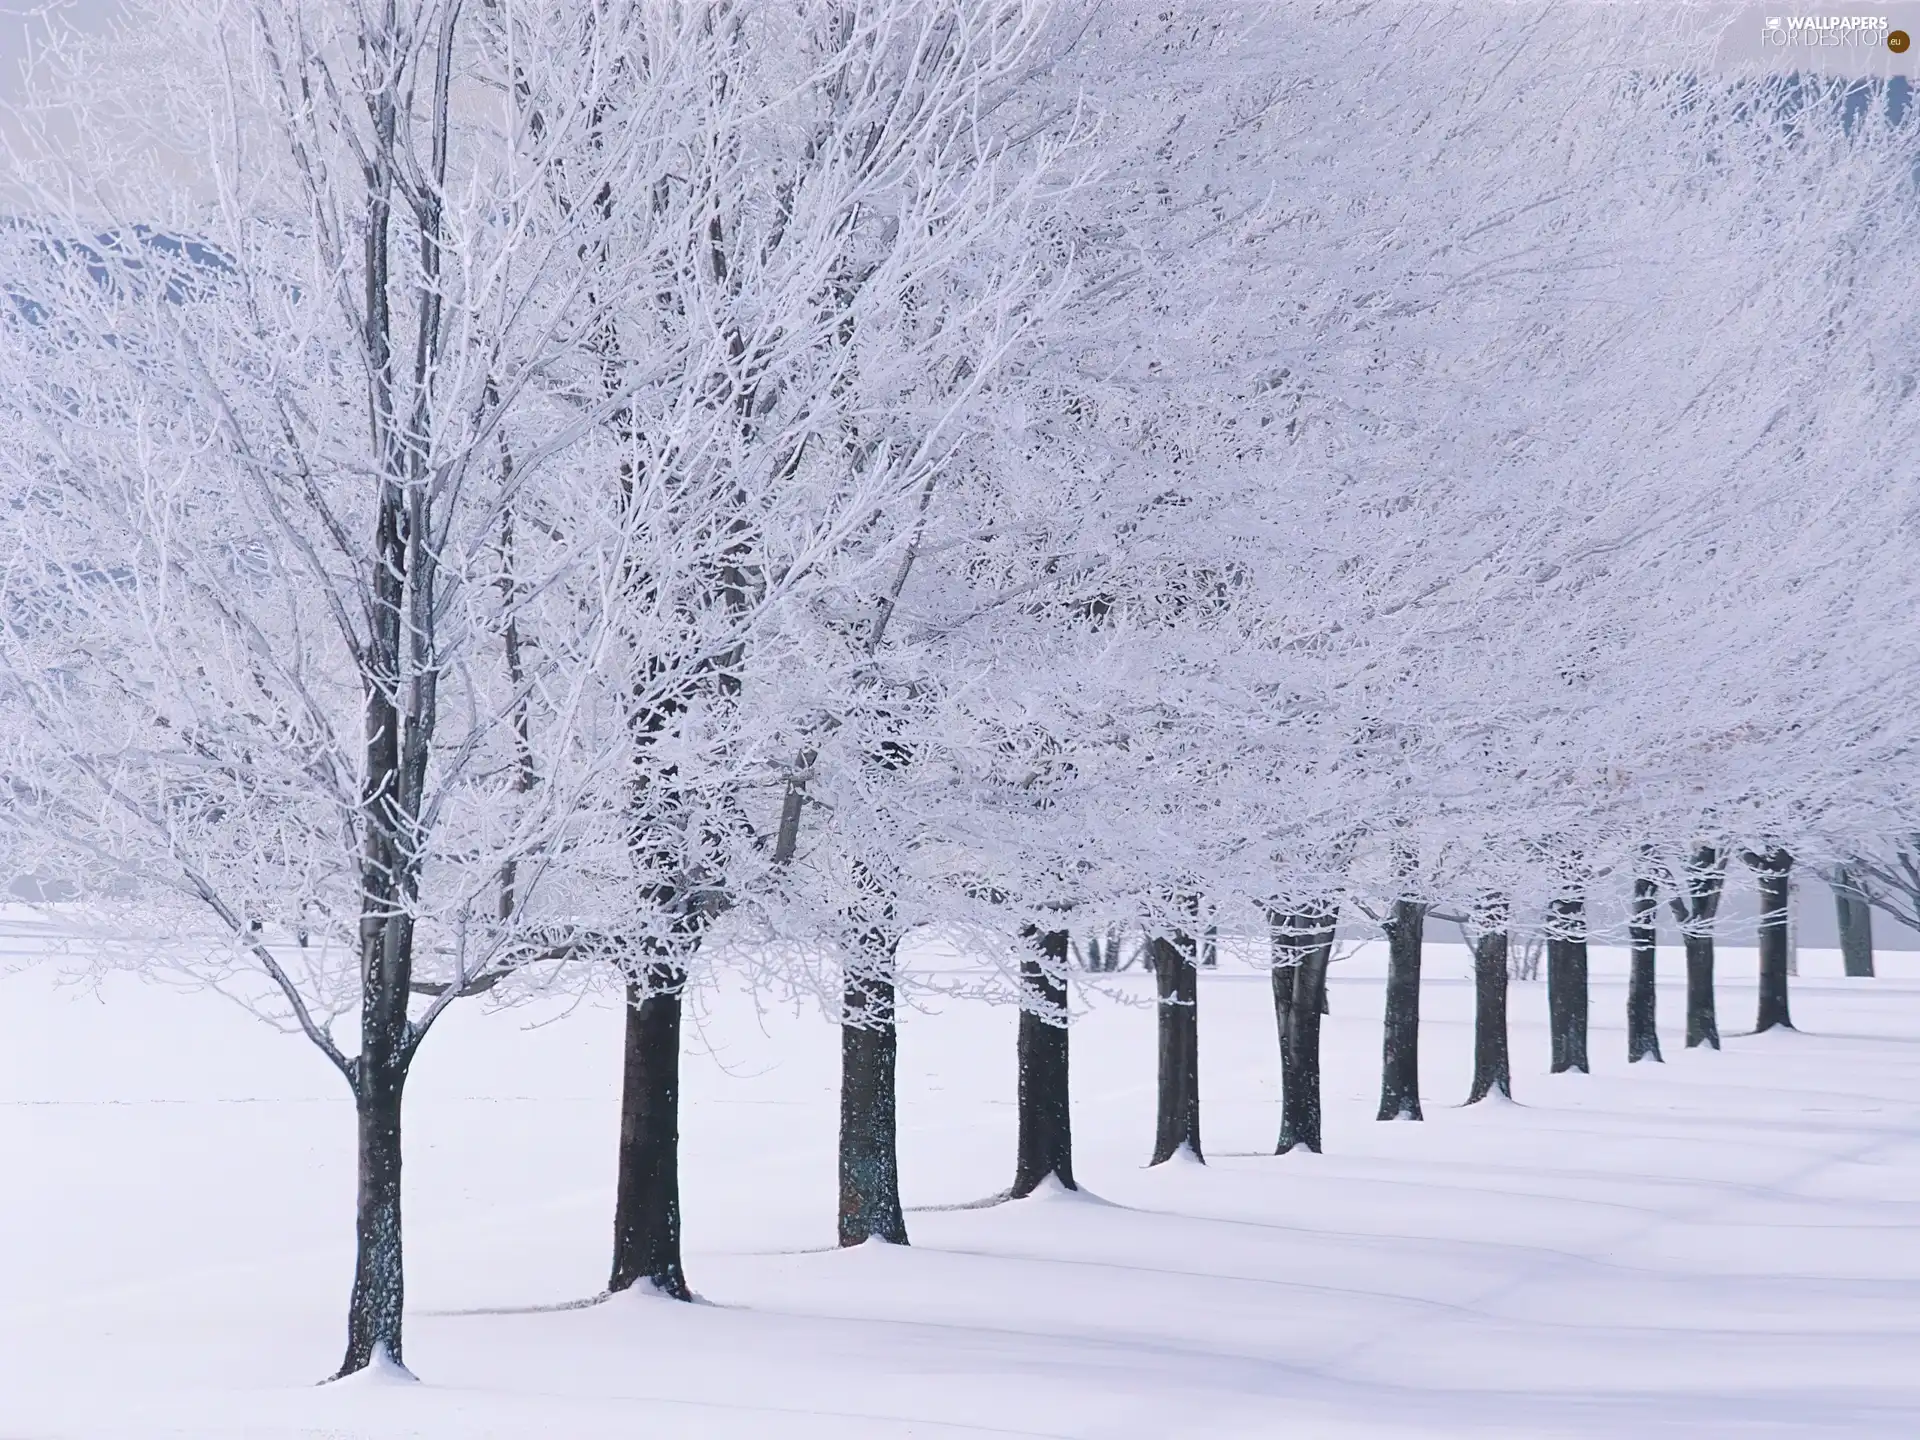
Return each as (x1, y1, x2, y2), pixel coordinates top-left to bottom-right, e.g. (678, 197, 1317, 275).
(326, 1344, 417, 1387)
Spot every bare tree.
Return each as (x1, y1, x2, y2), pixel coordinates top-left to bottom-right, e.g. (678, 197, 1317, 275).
(0, 0, 667, 1377)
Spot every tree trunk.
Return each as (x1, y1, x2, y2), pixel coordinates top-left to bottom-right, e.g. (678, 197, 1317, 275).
(339, 1059, 406, 1377)
(840, 962, 907, 1245)
(1546, 897, 1590, 1074)
(1271, 907, 1335, 1153)
(1466, 927, 1511, 1103)
(1670, 846, 1726, 1050)
(609, 963, 690, 1298)
(1683, 933, 1719, 1049)
(1627, 876, 1662, 1063)
(1834, 867, 1875, 978)
(336, 879, 417, 1379)
(1754, 857, 1794, 1033)
(1149, 930, 1202, 1164)
(1377, 899, 1424, 1121)
(1012, 930, 1075, 1197)
(1271, 959, 1294, 1132)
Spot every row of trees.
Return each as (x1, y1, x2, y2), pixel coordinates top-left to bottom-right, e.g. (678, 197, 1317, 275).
(1, 0, 1916, 1381)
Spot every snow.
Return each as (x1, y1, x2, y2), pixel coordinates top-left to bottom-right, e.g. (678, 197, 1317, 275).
(5, 918, 1920, 1438)
(325, 1346, 418, 1389)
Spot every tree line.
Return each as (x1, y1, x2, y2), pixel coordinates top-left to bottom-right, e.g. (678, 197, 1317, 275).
(0, 0, 1916, 1380)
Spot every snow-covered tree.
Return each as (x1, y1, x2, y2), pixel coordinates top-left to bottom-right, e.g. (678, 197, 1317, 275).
(0, 0, 753, 1377)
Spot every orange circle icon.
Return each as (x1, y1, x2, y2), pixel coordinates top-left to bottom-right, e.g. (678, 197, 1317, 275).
(1890, 28, 1911, 52)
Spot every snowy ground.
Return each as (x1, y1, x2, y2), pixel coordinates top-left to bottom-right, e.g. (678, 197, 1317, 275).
(4, 914, 1919, 1439)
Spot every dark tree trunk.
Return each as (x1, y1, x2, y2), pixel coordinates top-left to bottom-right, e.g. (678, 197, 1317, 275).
(1671, 846, 1726, 1051)
(340, 1060, 407, 1377)
(1270, 961, 1295, 1140)
(1683, 934, 1719, 1049)
(1377, 899, 1425, 1121)
(1279, 954, 1331, 1150)
(1546, 897, 1590, 1074)
(1834, 867, 1875, 978)
(1750, 851, 1794, 1033)
(1150, 930, 1202, 1164)
(334, 857, 420, 1380)
(338, 522, 424, 1382)
(1271, 961, 1290, 1056)
(840, 962, 907, 1245)
(1271, 907, 1335, 1153)
(1628, 876, 1662, 1063)
(1083, 931, 1105, 972)
(1012, 929, 1075, 1196)
(1466, 926, 1511, 1103)
(609, 963, 690, 1298)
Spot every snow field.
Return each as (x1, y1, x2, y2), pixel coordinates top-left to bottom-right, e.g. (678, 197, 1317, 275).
(3, 923, 1919, 1438)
